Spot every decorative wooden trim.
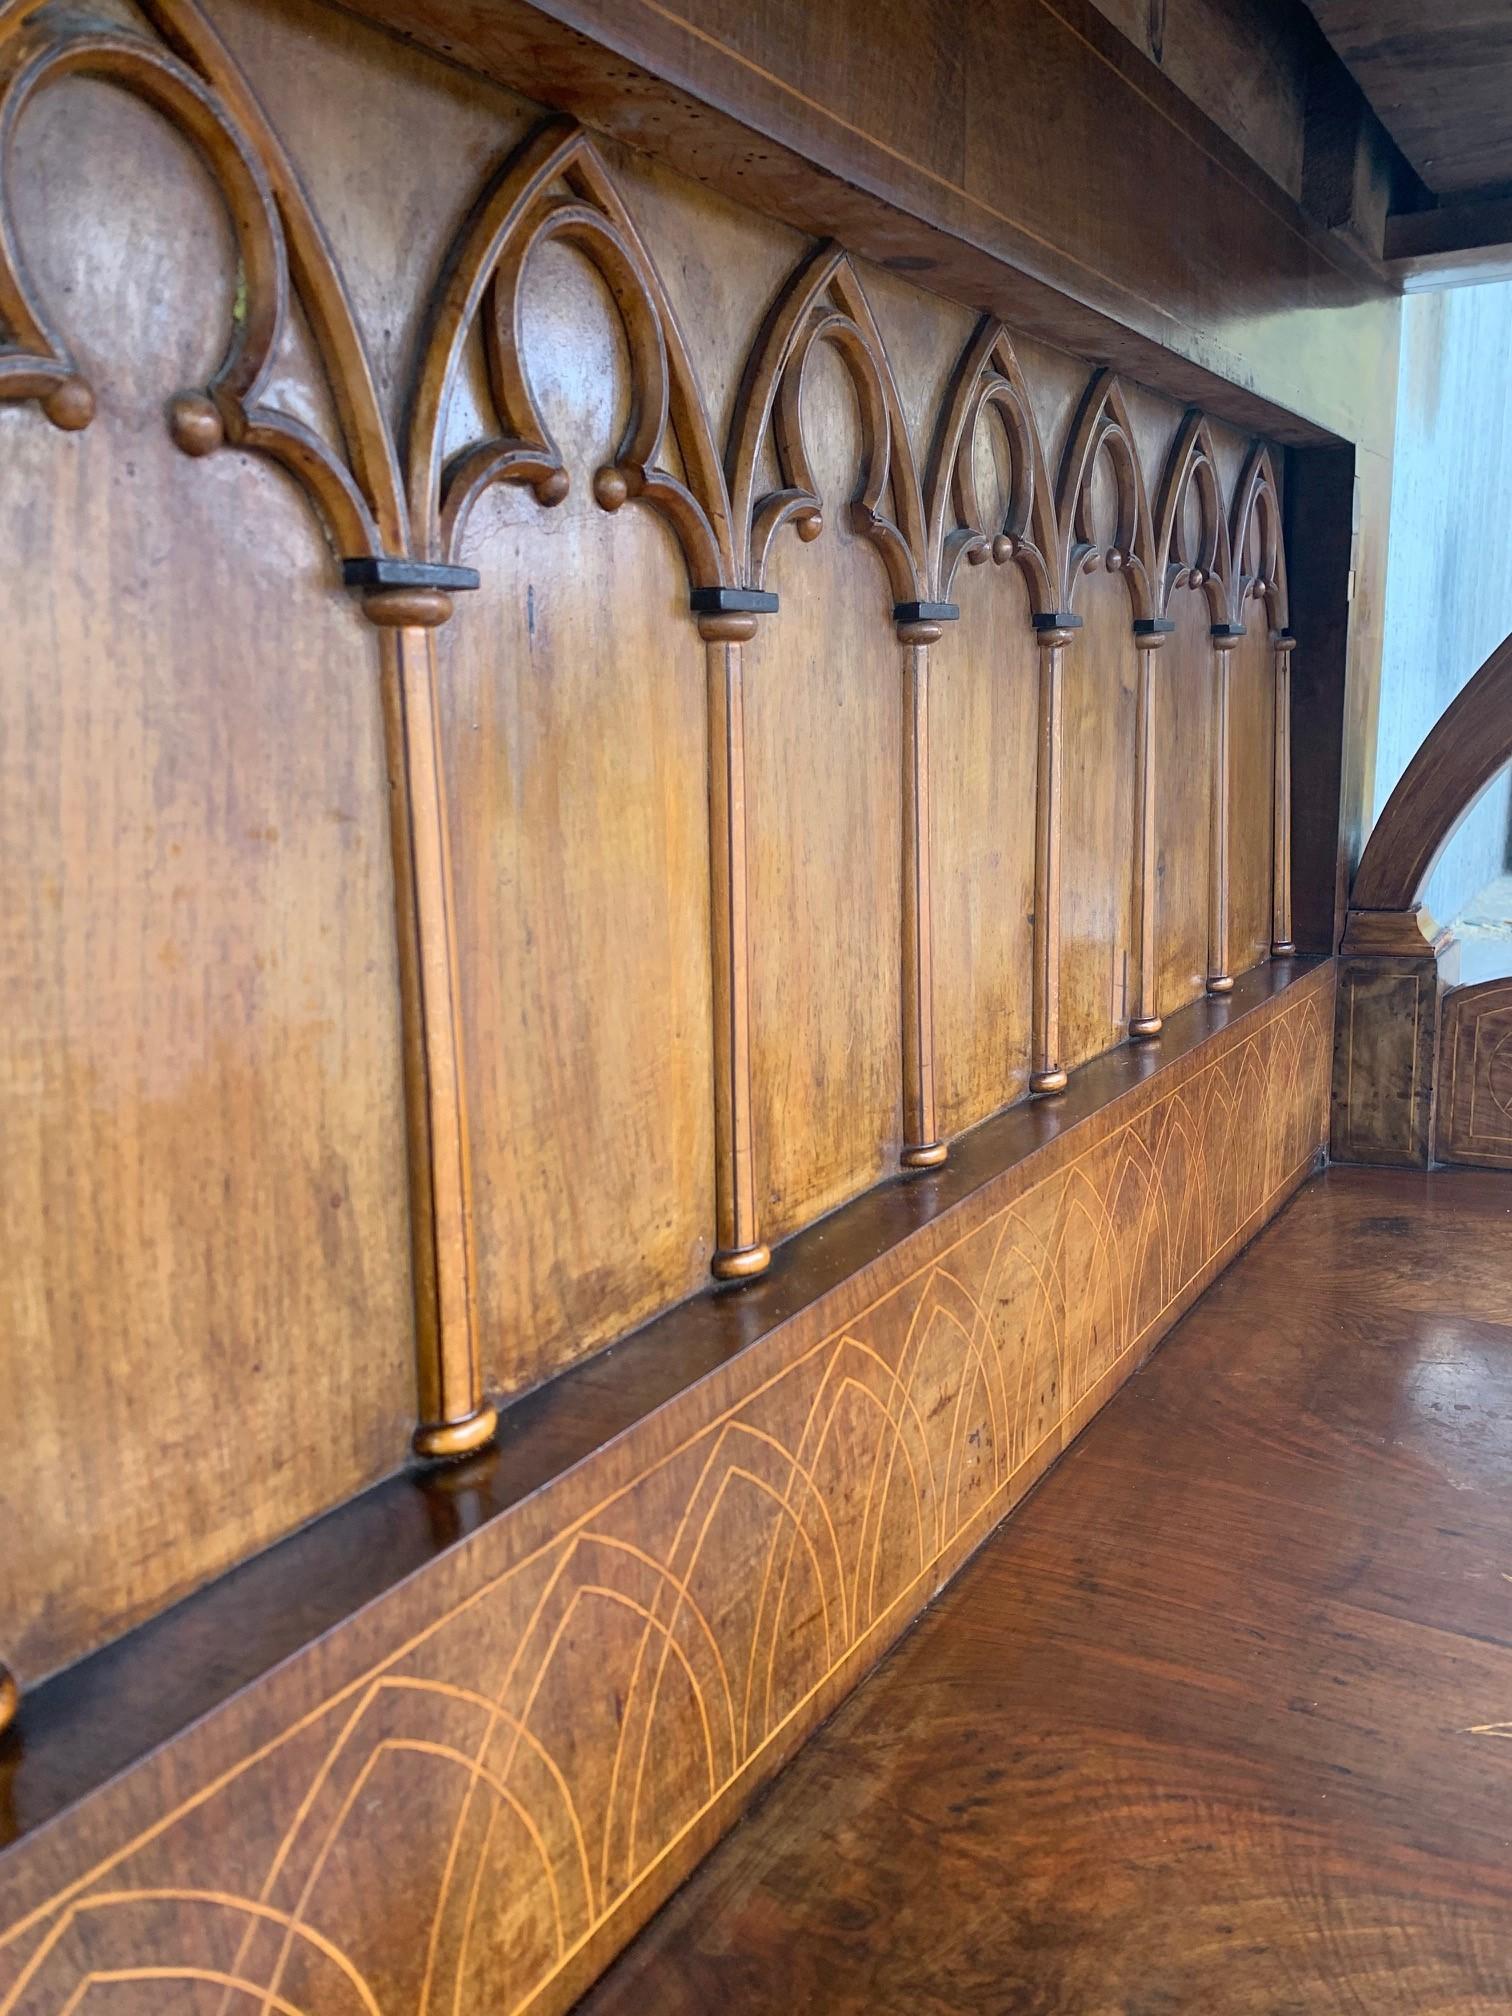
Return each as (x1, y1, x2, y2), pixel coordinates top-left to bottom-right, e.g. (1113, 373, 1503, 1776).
(1230, 442, 1289, 633)
(1438, 979, 1512, 1169)
(726, 242, 927, 602)
(0, 1665, 15, 1742)
(701, 612, 770, 1277)
(1207, 626, 1243, 994)
(899, 619, 945, 1168)
(1272, 631, 1297, 955)
(690, 587, 779, 616)
(341, 558, 481, 593)
(1129, 627, 1169, 1039)
(0, 9, 390, 555)
(0, 965, 1333, 2016)
(924, 320, 1060, 616)
(1056, 370, 1157, 622)
(1031, 624, 1074, 1095)
(1152, 409, 1232, 627)
(1349, 629, 1512, 918)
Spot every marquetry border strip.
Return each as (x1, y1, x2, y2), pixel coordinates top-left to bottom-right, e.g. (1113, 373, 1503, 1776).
(0, 965, 1332, 2016)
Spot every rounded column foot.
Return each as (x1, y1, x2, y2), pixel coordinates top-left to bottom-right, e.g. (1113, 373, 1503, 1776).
(1030, 1068, 1069, 1096)
(1207, 974, 1234, 995)
(413, 1402, 499, 1463)
(712, 1242, 772, 1282)
(1129, 1016, 1163, 1040)
(901, 1141, 948, 1171)
(0, 1663, 18, 1739)
(1270, 940, 1297, 958)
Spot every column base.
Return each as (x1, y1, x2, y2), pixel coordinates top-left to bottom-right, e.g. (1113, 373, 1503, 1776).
(712, 1241, 772, 1282)
(901, 1141, 948, 1170)
(413, 1401, 500, 1463)
(0, 1662, 17, 1738)
(1030, 1068, 1069, 1096)
(1129, 1015, 1163, 1039)
(1271, 940, 1297, 957)
(1207, 974, 1235, 995)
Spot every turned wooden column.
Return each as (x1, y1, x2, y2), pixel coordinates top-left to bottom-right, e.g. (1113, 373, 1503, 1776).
(349, 561, 497, 1462)
(896, 600, 956, 1168)
(693, 588, 773, 1279)
(1207, 623, 1245, 995)
(1030, 613, 1080, 1094)
(1271, 630, 1297, 956)
(1130, 617, 1174, 1038)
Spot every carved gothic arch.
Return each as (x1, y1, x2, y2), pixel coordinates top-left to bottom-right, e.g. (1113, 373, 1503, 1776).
(405, 117, 734, 587)
(1152, 408, 1232, 625)
(726, 241, 926, 607)
(0, 0, 399, 557)
(1229, 439, 1288, 631)
(1055, 369, 1156, 622)
(925, 317, 1059, 614)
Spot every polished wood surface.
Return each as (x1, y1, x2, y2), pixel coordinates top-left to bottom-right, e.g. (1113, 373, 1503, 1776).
(0, 56, 419, 1686)
(1439, 978, 1512, 1171)
(582, 1161, 1512, 2015)
(0, 0, 1312, 1696)
(1305, 0, 1512, 199)
(0, 962, 1332, 2016)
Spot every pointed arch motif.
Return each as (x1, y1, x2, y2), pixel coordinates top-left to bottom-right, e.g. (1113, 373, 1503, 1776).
(0, 3, 397, 556)
(1152, 408, 1232, 624)
(405, 116, 733, 585)
(1055, 369, 1156, 621)
(727, 242, 926, 604)
(1229, 440, 1289, 630)
(925, 318, 1059, 612)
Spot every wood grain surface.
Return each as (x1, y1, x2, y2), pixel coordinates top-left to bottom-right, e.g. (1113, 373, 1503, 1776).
(582, 1161, 1512, 2015)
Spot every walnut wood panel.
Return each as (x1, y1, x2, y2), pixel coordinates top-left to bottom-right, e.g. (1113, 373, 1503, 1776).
(1059, 571, 1138, 1070)
(745, 352, 904, 1239)
(0, 962, 1333, 2016)
(581, 1164, 1512, 2016)
(1438, 980, 1512, 1171)
(1153, 592, 1216, 1018)
(0, 69, 416, 1688)
(0, 0, 1305, 1702)
(930, 560, 1037, 1136)
(1228, 618, 1278, 973)
(441, 463, 716, 1396)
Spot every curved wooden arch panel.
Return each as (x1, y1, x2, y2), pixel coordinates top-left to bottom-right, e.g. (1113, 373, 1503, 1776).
(437, 235, 716, 1400)
(0, 78, 415, 1686)
(1351, 632, 1512, 917)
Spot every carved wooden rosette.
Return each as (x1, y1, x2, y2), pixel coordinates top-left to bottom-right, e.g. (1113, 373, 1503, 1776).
(1152, 410, 1235, 1009)
(407, 120, 768, 1283)
(729, 247, 944, 1168)
(1231, 442, 1293, 961)
(927, 321, 1062, 1096)
(1055, 372, 1157, 1059)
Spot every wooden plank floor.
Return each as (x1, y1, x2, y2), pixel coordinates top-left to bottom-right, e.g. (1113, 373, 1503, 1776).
(577, 1166, 1512, 2014)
